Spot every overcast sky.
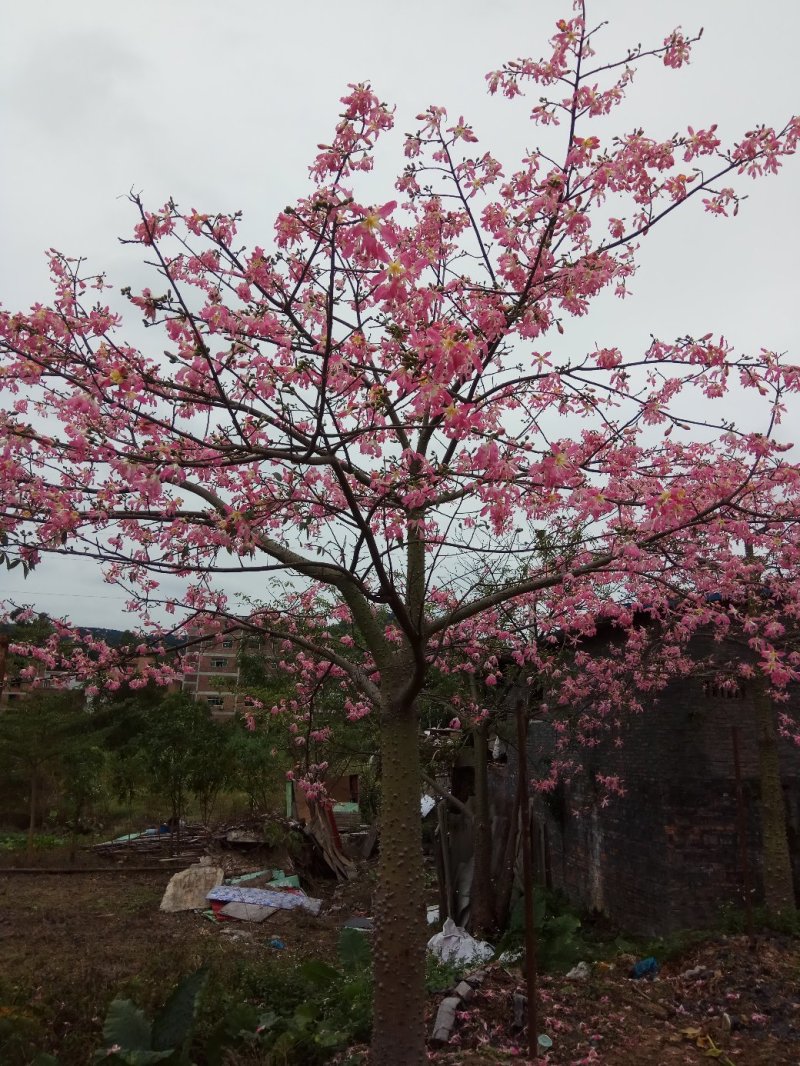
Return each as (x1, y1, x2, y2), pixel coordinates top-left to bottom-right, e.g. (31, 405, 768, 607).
(1, 0, 799, 629)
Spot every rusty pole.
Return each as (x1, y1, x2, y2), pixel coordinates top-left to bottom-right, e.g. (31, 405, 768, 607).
(516, 699, 538, 1060)
(731, 725, 754, 942)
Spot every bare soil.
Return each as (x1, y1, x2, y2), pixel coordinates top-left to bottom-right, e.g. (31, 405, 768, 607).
(1, 846, 798, 1064)
(0, 843, 375, 1064)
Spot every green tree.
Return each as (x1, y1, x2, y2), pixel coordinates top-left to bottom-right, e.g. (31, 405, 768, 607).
(187, 716, 234, 825)
(0, 689, 89, 854)
(141, 693, 206, 844)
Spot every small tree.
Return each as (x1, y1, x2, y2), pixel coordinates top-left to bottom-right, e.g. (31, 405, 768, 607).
(0, 689, 88, 854)
(2, 8, 800, 1060)
(61, 742, 106, 860)
(141, 692, 208, 845)
(187, 716, 233, 825)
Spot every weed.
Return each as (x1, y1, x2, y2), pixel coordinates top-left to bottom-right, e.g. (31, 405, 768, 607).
(203, 929, 373, 1065)
(497, 889, 589, 972)
(424, 953, 468, 994)
(0, 832, 67, 852)
(718, 901, 800, 937)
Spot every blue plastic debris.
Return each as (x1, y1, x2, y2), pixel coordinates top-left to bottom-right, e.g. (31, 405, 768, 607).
(270, 938, 286, 950)
(630, 956, 660, 979)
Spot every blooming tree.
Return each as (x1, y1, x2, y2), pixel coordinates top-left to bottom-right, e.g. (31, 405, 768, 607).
(2, 5, 800, 1060)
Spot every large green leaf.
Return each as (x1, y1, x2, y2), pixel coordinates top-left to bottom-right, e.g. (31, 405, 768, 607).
(151, 968, 209, 1053)
(338, 928, 372, 971)
(299, 958, 340, 987)
(102, 999, 153, 1052)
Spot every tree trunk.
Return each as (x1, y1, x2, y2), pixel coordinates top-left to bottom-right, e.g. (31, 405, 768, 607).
(754, 681, 796, 914)
(371, 696, 427, 1066)
(470, 720, 495, 937)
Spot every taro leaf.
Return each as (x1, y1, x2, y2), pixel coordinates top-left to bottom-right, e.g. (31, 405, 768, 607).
(255, 1010, 279, 1034)
(31, 1056, 60, 1066)
(315, 1024, 347, 1049)
(338, 927, 372, 971)
(102, 998, 153, 1052)
(152, 968, 209, 1054)
(299, 958, 340, 987)
(293, 1002, 317, 1030)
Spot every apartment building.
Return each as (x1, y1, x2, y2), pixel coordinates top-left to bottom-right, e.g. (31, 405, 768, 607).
(180, 628, 246, 718)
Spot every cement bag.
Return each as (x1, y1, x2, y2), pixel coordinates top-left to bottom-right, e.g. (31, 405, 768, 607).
(427, 917, 494, 965)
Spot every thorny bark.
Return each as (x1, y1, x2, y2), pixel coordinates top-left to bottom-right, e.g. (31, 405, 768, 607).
(370, 685, 427, 1066)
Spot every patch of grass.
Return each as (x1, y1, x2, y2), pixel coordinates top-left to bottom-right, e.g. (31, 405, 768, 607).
(0, 1007, 45, 1065)
(717, 900, 800, 937)
(0, 832, 68, 852)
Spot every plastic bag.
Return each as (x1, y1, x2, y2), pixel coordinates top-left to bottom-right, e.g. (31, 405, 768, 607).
(427, 917, 494, 964)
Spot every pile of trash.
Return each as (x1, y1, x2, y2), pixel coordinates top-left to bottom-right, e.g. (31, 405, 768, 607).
(93, 822, 210, 860)
(159, 860, 323, 924)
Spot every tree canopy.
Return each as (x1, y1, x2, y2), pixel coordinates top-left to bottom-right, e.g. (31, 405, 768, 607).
(2, 6, 799, 1062)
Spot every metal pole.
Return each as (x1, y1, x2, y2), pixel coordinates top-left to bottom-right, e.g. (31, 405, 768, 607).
(516, 699, 538, 1060)
(731, 725, 754, 942)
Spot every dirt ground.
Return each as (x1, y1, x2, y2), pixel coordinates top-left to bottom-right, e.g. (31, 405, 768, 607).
(0, 842, 375, 1064)
(1, 845, 798, 1065)
(427, 935, 800, 1064)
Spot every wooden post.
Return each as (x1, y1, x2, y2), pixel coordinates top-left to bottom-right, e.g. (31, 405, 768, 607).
(516, 700, 538, 1061)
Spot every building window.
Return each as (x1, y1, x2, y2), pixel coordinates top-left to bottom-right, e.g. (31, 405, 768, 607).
(207, 696, 224, 707)
(221, 639, 233, 649)
(210, 658, 228, 669)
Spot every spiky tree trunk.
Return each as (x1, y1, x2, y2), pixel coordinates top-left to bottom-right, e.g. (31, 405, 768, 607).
(754, 680, 796, 915)
(371, 686, 427, 1065)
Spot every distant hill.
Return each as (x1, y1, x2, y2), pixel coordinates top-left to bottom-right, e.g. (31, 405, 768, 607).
(79, 627, 182, 649)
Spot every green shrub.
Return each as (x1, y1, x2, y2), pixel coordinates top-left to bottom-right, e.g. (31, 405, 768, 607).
(498, 888, 588, 972)
(92, 968, 208, 1065)
(204, 929, 373, 1065)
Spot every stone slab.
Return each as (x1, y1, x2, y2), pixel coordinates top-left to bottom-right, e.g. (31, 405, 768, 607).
(160, 864, 224, 912)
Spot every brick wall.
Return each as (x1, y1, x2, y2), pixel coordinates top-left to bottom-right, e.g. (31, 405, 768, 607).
(524, 633, 800, 935)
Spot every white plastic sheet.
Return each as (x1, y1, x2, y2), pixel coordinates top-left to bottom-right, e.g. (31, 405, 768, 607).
(426, 917, 494, 965)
